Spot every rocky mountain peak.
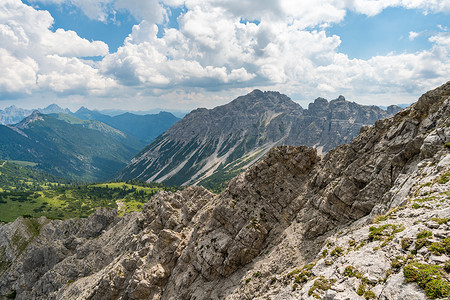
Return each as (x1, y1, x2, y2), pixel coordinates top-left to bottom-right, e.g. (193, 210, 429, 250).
(75, 106, 90, 114)
(4, 105, 18, 111)
(40, 104, 71, 115)
(14, 110, 44, 129)
(386, 104, 402, 115)
(227, 89, 302, 112)
(248, 89, 264, 96)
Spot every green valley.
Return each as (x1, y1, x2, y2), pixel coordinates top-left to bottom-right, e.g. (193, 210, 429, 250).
(0, 180, 180, 222)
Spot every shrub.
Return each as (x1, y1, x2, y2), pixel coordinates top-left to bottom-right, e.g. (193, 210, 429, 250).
(417, 230, 433, 239)
(330, 247, 344, 257)
(364, 290, 376, 299)
(428, 238, 450, 255)
(401, 238, 412, 250)
(391, 256, 406, 269)
(444, 261, 450, 273)
(357, 283, 366, 296)
(308, 277, 333, 296)
(369, 224, 404, 244)
(415, 238, 431, 250)
(403, 262, 450, 298)
(431, 217, 449, 225)
(437, 172, 450, 184)
(344, 265, 358, 277)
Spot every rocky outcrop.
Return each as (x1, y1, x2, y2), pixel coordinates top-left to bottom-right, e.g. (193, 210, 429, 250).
(119, 90, 400, 187)
(0, 82, 449, 300)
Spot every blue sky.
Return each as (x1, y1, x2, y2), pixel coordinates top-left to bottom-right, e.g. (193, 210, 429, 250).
(0, 0, 449, 111)
(22, 0, 137, 53)
(328, 8, 449, 59)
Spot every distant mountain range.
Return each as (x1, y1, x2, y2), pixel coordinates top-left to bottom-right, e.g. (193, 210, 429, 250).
(119, 90, 402, 189)
(0, 104, 71, 125)
(0, 104, 180, 144)
(73, 107, 180, 143)
(0, 112, 145, 181)
(99, 108, 188, 118)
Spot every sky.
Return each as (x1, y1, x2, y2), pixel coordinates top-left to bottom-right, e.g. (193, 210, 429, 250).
(0, 0, 449, 112)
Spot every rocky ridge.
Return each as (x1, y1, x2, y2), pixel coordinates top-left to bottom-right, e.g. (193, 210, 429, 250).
(120, 90, 400, 188)
(0, 82, 449, 299)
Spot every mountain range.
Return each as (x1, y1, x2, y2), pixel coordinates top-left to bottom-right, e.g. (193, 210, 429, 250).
(0, 104, 181, 144)
(0, 82, 448, 299)
(0, 104, 71, 125)
(120, 90, 402, 189)
(0, 105, 180, 182)
(73, 107, 180, 143)
(99, 108, 188, 118)
(0, 112, 145, 181)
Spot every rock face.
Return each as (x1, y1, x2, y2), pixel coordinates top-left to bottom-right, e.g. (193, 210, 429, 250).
(0, 82, 449, 300)
(119, 90, 400, 188)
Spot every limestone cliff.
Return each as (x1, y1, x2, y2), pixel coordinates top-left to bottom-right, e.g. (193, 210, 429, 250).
(0, 82, 449, 300)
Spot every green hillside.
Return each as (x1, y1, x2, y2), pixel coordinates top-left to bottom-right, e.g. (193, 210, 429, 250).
(0, 180, 180, 222)
(0, 159, 72, 192)
(0, 112, 145, 182)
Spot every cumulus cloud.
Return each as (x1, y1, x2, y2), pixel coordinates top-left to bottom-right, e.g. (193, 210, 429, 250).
(1, 0, 450, 107)
(429, 32, 450, 47)
(0, 48, 38, 96)
(29, 0, 173, 23)
(96, 0, 450, 104)
(0, 0, 114, 97)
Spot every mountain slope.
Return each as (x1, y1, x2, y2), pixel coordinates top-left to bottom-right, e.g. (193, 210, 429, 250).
(0, 159, 72, 192)
(0, 82, 448, 300)
(0, 112, 145, 181)
(120, 90, 401, 188)
(48, 113, 128, 139)
(73, 107, 180, 143)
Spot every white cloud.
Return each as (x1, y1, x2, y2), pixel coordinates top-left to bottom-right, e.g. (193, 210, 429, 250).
(29, 0, 173, 23)
(37, 55, 117, 94)
(0, 48, 38, 96)
(42, 29, 109, 57)
(429, 32, 450, 47)
(1, 0, 450, 108)
(0, 0, 114, 97)
(409, 31, 419, 40)
(348, 0, 450, 16)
